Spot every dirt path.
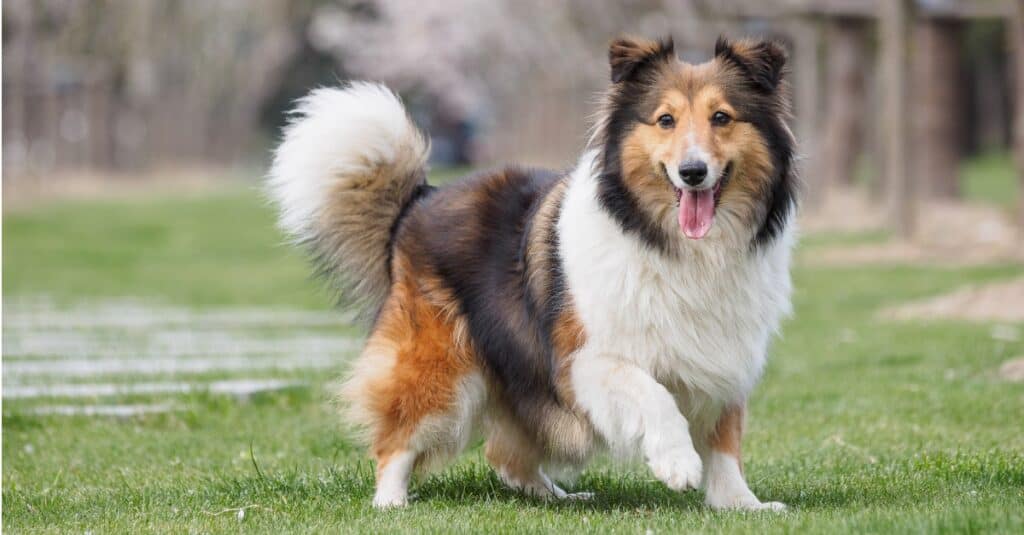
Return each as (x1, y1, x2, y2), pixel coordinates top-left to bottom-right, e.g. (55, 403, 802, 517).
(879, 277, 1024, 323)
(802, 189, 1023, 266)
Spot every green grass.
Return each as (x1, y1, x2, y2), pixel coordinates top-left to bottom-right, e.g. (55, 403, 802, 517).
(2, 167, 469, 308)
(961, 151, 1019, 209)
(853, 150, 1019, 210)
(4, 169, 1024, 533)
(3, 188, 325, 308)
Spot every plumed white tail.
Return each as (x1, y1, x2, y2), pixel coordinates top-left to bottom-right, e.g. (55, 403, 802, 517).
(268, 82, 429, 318)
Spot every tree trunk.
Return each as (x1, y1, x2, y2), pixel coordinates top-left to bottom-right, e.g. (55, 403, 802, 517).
(972, 39, 1010, 152)
(821, 17, 868, 190)
(790, 16, 822, 205)
(1012, 0, 1024, 231)
(879, 0, 915, 238)
(912, 17, 963, 199)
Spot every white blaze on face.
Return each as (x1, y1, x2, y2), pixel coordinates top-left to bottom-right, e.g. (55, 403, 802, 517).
(681, 130, 723, 190)
(665, 162, 685, 189)
(671, 132, 723, 240)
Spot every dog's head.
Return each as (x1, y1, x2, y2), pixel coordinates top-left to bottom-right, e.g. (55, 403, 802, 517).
(593, 36, 797, 251)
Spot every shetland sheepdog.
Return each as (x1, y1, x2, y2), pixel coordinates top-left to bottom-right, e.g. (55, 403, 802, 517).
(269, 36, 797, 510)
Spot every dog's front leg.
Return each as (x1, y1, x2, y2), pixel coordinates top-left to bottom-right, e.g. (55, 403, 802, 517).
(571, 354, 702, 491)
(700, 403, 786, 511)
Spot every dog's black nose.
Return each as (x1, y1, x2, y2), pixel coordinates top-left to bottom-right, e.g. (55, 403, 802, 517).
(679, 161, 708, 186)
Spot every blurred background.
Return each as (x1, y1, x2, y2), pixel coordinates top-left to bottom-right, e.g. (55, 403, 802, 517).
(4, 3, 1024, 530)
(4, 1, 1023, 238)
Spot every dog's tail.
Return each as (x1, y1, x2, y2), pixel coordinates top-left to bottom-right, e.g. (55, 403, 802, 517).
(268, 82, 429, 319)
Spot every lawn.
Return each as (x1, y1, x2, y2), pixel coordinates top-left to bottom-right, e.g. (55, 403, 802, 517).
(852, 149, 1020, 212)
(961, 151, 1020, 209)
(3, 169, 1023, 533)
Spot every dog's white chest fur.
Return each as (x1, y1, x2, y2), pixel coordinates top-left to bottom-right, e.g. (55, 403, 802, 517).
(558, 156, 794, 410)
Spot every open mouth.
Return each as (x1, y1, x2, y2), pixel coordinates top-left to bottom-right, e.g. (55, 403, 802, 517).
(673, 162, 733, 240)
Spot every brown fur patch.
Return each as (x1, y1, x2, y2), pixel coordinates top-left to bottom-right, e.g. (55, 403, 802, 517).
(551, 303, 586, 408)
(720, 130, 776, 228)
(374, 449, 405, 480)
(709, 403, 746, 470)
(545, 302, 594, 462)
(551, 305, 586, 360)
(524, 180, 568, 302)
(340, 250, 478, 462)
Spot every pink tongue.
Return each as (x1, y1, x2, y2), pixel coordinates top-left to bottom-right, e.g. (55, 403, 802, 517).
(678, 189, 715, 239)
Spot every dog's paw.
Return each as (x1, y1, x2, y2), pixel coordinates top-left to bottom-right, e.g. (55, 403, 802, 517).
(648, 447, 703, 491)
(755, 501, 788, 511)
(707, 495, 787, 512)
(372, 492, 409, 509)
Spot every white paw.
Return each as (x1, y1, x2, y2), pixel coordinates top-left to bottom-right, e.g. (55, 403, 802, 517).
(372, 492, 409, 509)
(649, 447, 703, 491)
(562, 491, 595, 501)
(707, 496, 787, 512)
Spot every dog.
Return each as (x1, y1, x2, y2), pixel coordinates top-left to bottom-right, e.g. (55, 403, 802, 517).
(268, 35, 797, 510)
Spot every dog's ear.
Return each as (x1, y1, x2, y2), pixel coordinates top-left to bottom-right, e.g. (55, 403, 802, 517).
(608, 36, 675, 83)
(715, 36, 787, 93)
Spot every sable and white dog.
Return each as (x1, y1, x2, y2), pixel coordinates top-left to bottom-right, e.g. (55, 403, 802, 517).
(269, 36, 797, 510)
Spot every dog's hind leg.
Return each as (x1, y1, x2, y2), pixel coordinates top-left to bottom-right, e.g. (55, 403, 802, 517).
(352, 332, 484, 508)
(484, 406, 591, 500)
(373, 449, 417, 508)
(367, 366, 485, 509)
(340, 260, 484, 508)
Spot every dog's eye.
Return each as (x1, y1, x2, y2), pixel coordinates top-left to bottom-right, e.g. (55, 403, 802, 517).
(656, 114, 675, 129)
(711, 111, 732, 126)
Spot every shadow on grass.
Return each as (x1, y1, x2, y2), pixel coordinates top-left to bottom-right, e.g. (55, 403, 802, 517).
(196, 461, 706, 514)
(199, 462, 877, 513)
(22, 449, 1011, 523)
(412, 463, 705, 512)
(411, 449, 1024, 512)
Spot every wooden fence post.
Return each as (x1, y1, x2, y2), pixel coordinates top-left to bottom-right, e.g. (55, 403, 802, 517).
(821, 17, 868, 190)
(790, 16, 822, 207)
(913, 17, 964, 199)
(1013, 0, 1024, 232)
(879, 0, 915, 238)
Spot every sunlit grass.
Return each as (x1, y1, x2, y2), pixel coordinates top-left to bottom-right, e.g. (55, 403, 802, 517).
(960, 151, 1019, 209)
(850, 150, 1018, 210)
(3, 162, 1023, 533)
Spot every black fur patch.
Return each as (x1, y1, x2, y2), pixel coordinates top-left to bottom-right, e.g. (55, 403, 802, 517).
(750, 116, 796, 249)
(397, 167, 572, 443)
(386, 180, 434, 263)
(609, 36, 676, 83)
(596, 38, 679, 253)
(715, 36, 787, 94)
(596, 169, 672, 254)
(715, 37, 798, 248)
